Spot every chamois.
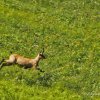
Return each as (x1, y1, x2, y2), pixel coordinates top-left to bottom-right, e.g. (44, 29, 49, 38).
(0, 49, 45, 72)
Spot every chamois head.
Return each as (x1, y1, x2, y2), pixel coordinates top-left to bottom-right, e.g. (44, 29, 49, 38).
(38, 48, 46, 59)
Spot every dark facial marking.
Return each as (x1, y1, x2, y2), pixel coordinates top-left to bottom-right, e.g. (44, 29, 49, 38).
(39, 53, 46, 59)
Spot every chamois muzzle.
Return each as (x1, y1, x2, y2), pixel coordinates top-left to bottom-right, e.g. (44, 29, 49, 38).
(39, 53, 46, 59)
(42, 54, 46, 59)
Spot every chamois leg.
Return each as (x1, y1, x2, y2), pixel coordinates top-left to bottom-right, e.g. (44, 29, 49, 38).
(0, 61, 13, 70)
(0, 56, 15, 70)
(0, 58, 5, 70)
(0, 58, 5, 65)
(36, 67, 45, 73)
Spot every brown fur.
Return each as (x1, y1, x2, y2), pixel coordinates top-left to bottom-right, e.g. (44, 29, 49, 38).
(0, 53, 45, 72)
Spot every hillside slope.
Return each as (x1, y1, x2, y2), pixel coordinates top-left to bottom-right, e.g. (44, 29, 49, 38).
(0, 0, 99, 100)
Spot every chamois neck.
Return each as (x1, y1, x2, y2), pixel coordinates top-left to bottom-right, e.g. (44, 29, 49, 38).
(34, 54, 41, 62)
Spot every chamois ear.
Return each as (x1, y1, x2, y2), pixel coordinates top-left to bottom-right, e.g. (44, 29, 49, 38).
(40, 48, 44, 54)
(42, 48, 44, 54)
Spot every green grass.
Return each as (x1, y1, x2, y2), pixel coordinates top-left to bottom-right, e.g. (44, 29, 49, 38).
(0, 0, 100, 100)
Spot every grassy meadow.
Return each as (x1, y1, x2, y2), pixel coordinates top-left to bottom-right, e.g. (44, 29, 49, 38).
(0, 0, 100, 100)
